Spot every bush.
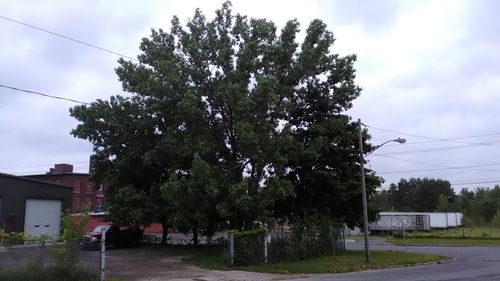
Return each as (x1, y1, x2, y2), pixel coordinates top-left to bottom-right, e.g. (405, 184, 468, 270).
(49, 211, 89, 270)
(228, 219, 345, 266)
(0, 267, 97, 281)
(0, 231, 26, 247)
(232, 229, 265, 266)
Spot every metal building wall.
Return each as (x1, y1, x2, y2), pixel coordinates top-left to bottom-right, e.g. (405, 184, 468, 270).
(0, 173, 72, 233)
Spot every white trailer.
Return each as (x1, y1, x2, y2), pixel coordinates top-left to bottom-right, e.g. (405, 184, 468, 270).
(446, 213, 458, 227)
(370, 212, 431, 232)
(456, 212, 463, 226)
(372, 212, 464, 231)
(427, 212, 448, 228)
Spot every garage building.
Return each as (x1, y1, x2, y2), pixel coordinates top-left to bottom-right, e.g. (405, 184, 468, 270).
(0, 173, 72, 239)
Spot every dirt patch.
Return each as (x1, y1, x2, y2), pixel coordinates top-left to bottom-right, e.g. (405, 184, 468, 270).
(80, 246, 312, 281)
(1, 245, 312, 281)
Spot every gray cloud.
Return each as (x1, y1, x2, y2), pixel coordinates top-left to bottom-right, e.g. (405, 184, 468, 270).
(1, 1, 500, 191)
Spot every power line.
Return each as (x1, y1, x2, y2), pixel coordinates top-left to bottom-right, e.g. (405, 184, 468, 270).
(0, 161, 89, 170)
(364, 123, 500, 147)
(381, 179, 500, 189)
(371, 142, 500, 156)
(0, 84, 89, 104)
(452, 178, 500, 186)
(374, 154, 500, 171)
(384, 132, 500, 147)
(0, 14, 138, 62)
(377, 166, 500, 175)
(10, 165, 90, 176)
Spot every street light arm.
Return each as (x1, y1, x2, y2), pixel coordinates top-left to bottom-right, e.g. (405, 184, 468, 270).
(368, 138, 406, 154)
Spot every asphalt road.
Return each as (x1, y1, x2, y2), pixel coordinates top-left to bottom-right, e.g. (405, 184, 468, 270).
(3, 239, 500, 281)
(290, 238, 500, 281)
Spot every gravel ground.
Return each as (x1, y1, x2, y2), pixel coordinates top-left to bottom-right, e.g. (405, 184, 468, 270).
(0, 244, 310, 281)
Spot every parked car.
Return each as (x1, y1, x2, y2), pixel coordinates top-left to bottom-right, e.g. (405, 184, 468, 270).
(82, 225, 143, 249)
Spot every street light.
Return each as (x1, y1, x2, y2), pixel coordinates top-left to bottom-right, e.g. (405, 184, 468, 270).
(358, 119, 405, 263)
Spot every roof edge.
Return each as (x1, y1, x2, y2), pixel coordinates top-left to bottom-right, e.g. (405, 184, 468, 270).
(0, 172, 74, 190)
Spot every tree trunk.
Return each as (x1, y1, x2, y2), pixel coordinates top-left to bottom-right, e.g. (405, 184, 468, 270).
(161, 222, 169, 245)
(193, 228, 199, 246)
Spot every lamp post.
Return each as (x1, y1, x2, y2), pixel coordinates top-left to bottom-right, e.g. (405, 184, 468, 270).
(358, 119, 405, 263)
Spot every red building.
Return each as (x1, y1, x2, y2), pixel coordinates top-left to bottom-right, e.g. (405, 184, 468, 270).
(24, 163, 106, 212)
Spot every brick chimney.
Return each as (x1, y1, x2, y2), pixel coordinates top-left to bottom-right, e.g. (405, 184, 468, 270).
(52, 164, 74, 174)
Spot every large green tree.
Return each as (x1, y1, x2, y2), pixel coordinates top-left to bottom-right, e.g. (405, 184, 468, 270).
(387, 178, 455, 212)
(70, 2, 379, 233)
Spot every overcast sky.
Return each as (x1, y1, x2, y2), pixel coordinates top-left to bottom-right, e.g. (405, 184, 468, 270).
(1, 0, 499, 192)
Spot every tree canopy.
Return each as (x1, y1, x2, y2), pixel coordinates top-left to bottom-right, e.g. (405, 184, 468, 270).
(371, 177, 456, 212)
(70, 2, 380, 241)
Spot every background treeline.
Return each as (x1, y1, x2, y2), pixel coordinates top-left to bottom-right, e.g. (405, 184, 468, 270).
(372, 177, 500, 225)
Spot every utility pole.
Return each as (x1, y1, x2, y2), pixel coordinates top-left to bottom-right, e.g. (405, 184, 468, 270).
(357, 119, 406, 263)
(358, 119, 371, 263)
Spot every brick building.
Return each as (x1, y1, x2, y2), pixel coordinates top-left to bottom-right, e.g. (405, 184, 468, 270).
(24, 164, 105, 212)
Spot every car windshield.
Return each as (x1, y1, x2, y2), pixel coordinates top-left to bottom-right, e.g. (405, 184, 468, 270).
(92, 225, 111, 233)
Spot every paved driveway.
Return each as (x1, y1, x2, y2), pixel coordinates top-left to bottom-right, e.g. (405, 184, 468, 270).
(1, 245, 295, 281)
(289, 239, 500, 281)
(3, 240, 500, 281)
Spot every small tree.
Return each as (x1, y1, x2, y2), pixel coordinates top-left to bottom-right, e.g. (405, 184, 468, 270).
(49, 211, 89, 270)
(490, 211, 500, 238)
(0, 230, 26, 267)
(162, 154, 220, 245)
(462, 216, 475, 238)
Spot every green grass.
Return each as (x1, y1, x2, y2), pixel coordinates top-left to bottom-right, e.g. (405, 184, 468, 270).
(404, 226, 500, 239)
(383, 226, 500, 246)
(0, 267, 100, 281)
(183, 250, 447, 274)
(346, 235, 363, 241)
(387, 237, 500, 246)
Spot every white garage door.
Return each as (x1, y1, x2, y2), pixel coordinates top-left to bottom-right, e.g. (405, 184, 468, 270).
(24, 199, 62, 239)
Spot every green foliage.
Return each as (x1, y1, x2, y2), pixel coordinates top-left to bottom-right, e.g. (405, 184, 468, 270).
(0, 231, 26, 248)
(465, 187, 499, 223)
(230, 219, 344, 266)
(491, 211, 500, 228)
(70, 1, 375, 232)
(0, 267, 98, 281)
(268, 219, 343, 263)
(25, 234, 53, 269)
(185, 250, 446, 273)
(161, 154, 220, 244)
(231, 229, 266, 266)
(388, 237, 500, 246)
(387, 178, 455, 212)
(49, 211, 89, 271)
(463, 216, 475, 228)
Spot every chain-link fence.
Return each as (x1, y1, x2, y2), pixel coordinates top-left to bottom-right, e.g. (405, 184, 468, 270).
(227, 223, 346, 266)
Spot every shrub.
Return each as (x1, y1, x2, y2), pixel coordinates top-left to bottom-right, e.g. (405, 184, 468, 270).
(0, 267, 97, 281)
(50, 211, 89, 270)
(232, 229, 265, 266)
(0, 231, 26, 247)
(228, 218, 345, 266)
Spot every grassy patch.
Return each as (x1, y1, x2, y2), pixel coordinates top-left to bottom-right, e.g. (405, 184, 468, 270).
(183, 250, 447, 274)
(388, 237, 500, 246)
(404, 227, 500, 239)
(0, 267, 99, 281)
(346, 235, 363, 241)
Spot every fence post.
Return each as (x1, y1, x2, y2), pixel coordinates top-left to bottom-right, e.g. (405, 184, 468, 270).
(100, 228, 106, 281)
(330, 224, 335, 255)
(229, 233, 234, 266)
(343, 228, 346, 251)
(264, 232, 268, 264)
